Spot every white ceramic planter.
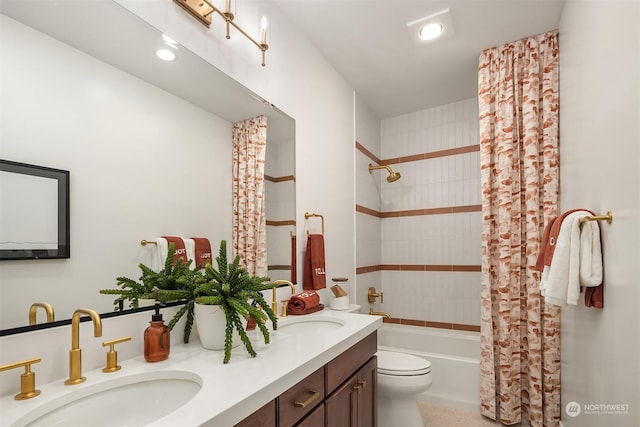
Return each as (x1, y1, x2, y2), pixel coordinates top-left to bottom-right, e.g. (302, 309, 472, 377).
(194, 303, 240, 350)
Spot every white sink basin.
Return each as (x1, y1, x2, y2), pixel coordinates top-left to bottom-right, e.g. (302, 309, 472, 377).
(278, 316, 345, 334)
(14, 370, 202, 427)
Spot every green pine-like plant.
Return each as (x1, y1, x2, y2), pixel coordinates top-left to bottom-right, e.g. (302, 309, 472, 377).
(101, 239, 277, 363)
(194, 240, 277, 363)
(99, 242, 195, 309)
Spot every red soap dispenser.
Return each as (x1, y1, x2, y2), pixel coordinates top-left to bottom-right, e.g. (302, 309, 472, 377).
(144, 304, 170, 362)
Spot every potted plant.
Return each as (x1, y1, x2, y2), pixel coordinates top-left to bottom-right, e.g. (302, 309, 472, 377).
(99, 242, 195, 309)
(102, 240, 277, 364)
(191, 240, 277, 363)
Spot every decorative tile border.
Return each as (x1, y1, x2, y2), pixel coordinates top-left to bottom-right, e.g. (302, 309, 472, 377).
(266, 220, 296, 226)
(355, 141, 381, 164)
(355, 141, 479, 167)
(264, 174, 295, 183)
(267, 264, 291, 271)
(356, 264, 480, 274)
(381, 317, 480, 332)
(384, 144, 480, 165)
(356, 204, 482, 218)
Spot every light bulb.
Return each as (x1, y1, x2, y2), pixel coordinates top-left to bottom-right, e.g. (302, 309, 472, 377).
(419, 23, 443, 41)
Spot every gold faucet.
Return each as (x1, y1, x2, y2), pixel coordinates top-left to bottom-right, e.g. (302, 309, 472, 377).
(369, 308, 392, 319)
(28, 303, 55, 325)
(272, 280, 295, 316)
(65, 308, 102, 385)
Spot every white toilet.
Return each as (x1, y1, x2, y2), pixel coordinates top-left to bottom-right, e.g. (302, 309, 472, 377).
(376, 350, 432, 427)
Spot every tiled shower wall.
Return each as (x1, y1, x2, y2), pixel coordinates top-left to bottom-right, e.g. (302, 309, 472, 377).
(356, 98, 482, 330)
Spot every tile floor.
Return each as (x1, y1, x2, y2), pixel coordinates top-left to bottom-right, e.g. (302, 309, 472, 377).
(418, 402, 502, 427)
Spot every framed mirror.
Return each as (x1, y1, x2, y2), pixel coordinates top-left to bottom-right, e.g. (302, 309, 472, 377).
(0, 160, 70, 260)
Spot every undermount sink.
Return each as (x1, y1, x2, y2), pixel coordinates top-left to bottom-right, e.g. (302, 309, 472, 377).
(14, 370, 202, 427)
(278, 316, 345, 334)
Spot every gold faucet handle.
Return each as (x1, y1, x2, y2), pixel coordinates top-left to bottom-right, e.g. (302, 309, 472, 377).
(281, 299, 290, 317)
(367, 287, 384, 303)
(0, 357, 42, 400)
(101, 336, 131, 373)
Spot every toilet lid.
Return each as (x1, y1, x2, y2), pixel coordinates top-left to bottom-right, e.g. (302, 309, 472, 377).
(377, 350, 431, 376)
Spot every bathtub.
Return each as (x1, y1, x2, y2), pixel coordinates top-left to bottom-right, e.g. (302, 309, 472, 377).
(377, 324, 480, 412)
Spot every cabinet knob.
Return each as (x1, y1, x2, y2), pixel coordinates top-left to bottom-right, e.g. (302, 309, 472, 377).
(293, 389, 320, 408)
(352, 380, 366, 392)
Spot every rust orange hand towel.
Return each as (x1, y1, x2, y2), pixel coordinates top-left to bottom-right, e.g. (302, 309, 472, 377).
(191, 237, 213, 269)
(303, 234, 326, 290)
(162, 236, 188, 266)
(287, 290, 320, 314)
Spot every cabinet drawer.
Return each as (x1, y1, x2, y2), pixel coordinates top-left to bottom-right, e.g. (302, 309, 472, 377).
(325, 332, 377, 394)
(295, 402, 324, 427)
(278, 367, 325, 427)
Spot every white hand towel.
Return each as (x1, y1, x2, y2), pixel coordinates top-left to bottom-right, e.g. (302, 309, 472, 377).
(540, 210, 591, 306)
(579, 221, 603, 287)
(183, 238, 196, 269)
(152, 237, 168, 272)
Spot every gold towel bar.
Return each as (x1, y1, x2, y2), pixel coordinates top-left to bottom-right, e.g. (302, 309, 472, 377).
(580, 211, 613, 224)
(140, 240, 157, 245)
(304, 212, 325, 235)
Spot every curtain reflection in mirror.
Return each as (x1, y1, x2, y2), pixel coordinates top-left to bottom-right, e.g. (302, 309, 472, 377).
(232, 115, 268, 276)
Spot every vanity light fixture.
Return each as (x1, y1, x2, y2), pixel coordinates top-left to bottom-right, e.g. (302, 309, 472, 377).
(173, 0, 270, 66)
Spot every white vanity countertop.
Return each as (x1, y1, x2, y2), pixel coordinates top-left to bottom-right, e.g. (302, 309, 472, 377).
(0, 310, 382, 426)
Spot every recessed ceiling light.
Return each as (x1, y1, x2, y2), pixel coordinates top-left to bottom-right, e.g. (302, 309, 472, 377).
(419, 23, 443, 40)
(406, 8, 454, 47)
(156, 49, 177, 61)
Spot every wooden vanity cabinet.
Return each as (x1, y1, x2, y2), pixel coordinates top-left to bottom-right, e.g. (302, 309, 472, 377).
(279, 367, 325, 426)
(235, 331, 377, 427)
(235, 399, 277, 427)
(324, 358, 377, 427)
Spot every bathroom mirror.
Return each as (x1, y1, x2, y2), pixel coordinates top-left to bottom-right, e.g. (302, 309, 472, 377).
(0, 160, 70, 260)
(0, 0, 295, 333)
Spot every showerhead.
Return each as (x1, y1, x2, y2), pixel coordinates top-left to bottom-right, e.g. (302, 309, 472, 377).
(386, 171, 401, 183)
(368, 163, 402, 183)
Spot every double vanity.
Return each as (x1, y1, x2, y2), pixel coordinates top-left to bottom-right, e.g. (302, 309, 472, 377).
(0, 309, 381, 426)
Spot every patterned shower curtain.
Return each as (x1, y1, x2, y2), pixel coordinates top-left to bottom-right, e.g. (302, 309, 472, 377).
(478, 31, 560, 427)
(232, 115, 268, 277)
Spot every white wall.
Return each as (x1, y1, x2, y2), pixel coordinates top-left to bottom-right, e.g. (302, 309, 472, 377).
(0, 15, 232, 328)
(355, 96, 382, 308)
(559, 1, 640, 425)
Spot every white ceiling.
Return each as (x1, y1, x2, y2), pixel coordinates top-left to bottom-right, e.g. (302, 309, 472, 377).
(275, 0, 566, 119)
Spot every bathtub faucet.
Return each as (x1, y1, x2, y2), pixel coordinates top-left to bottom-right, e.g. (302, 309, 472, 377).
(369, 308, 391, 319)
